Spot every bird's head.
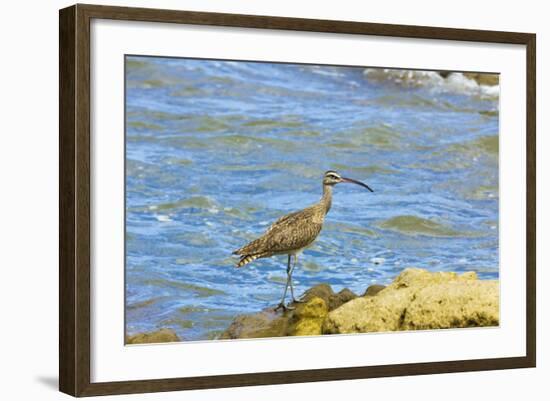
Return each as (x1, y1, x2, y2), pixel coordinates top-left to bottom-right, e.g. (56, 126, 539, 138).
(323, 170, 373, 192)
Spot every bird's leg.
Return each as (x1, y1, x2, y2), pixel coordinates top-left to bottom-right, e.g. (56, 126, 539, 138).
(274, 255, 294, 312)
(289, 254, 305, 304)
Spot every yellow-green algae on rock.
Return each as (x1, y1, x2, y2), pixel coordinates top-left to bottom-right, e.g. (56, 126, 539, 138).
(288, 297, 328, 336)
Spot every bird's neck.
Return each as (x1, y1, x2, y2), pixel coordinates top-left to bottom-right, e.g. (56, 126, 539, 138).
(320, 184, 333, 214)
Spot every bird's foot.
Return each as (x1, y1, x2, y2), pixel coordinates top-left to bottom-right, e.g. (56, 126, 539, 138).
(274, 302, 295, 312)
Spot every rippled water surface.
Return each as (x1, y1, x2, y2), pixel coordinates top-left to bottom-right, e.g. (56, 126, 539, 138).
(125, 56, 499, 341)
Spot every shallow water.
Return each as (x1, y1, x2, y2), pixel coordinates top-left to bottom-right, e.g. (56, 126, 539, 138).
(125, 57, 499, 341)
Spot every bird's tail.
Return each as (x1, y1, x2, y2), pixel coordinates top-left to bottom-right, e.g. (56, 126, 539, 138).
(236, 254, 259, 268)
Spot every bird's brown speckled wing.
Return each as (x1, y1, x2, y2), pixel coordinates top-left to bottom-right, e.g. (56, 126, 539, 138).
(234, 207, 323, 256)
(265, 210, 303, 233)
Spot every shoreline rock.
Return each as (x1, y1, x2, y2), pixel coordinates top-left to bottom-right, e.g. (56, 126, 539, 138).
(462, 72, 499, 87)
(362, 68, 499, 90)
(125, 328, 180, 344)
(221, 268, 499, 339)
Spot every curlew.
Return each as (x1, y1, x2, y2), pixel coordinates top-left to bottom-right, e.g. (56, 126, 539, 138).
(233, 170, 373, 311)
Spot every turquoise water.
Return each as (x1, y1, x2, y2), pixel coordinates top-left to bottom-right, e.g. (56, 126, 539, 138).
(125, 56, 499, 341)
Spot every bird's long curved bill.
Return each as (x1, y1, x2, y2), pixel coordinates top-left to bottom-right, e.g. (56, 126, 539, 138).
(341, 177, 374, 192)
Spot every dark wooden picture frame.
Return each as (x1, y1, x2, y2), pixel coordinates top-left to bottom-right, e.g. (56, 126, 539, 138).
(59, 3, 536, 397)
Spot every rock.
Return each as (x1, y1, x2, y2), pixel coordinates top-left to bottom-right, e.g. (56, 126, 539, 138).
(289, 296, 328, 336)
(220, 309, 288, 339)
(363, 284, 386, 297)
(323, 291, 410, 333)
(301, 284, 357, 311)
(220, 296, 329, 339)
(463, 72, 499, 86)
(364, 68, 444, 88)
(329, 288, 357, 310)
(126, 328, 180, 344)
(363, 69, 498, 92)
(402, 281, 499, 329)
(393, 268, 477, 287)
(438, 72, 499, 86)
(323, 268, 498, 334)
(301, 283, 334, 305)
(294, 296, 328, 319)
(221, 268, 498, 339)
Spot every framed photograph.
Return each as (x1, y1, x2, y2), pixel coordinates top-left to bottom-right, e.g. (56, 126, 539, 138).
(59, 4, 536, 397)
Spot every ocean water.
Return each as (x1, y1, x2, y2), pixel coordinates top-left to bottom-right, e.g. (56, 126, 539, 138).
(125, 56, 499, 341)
